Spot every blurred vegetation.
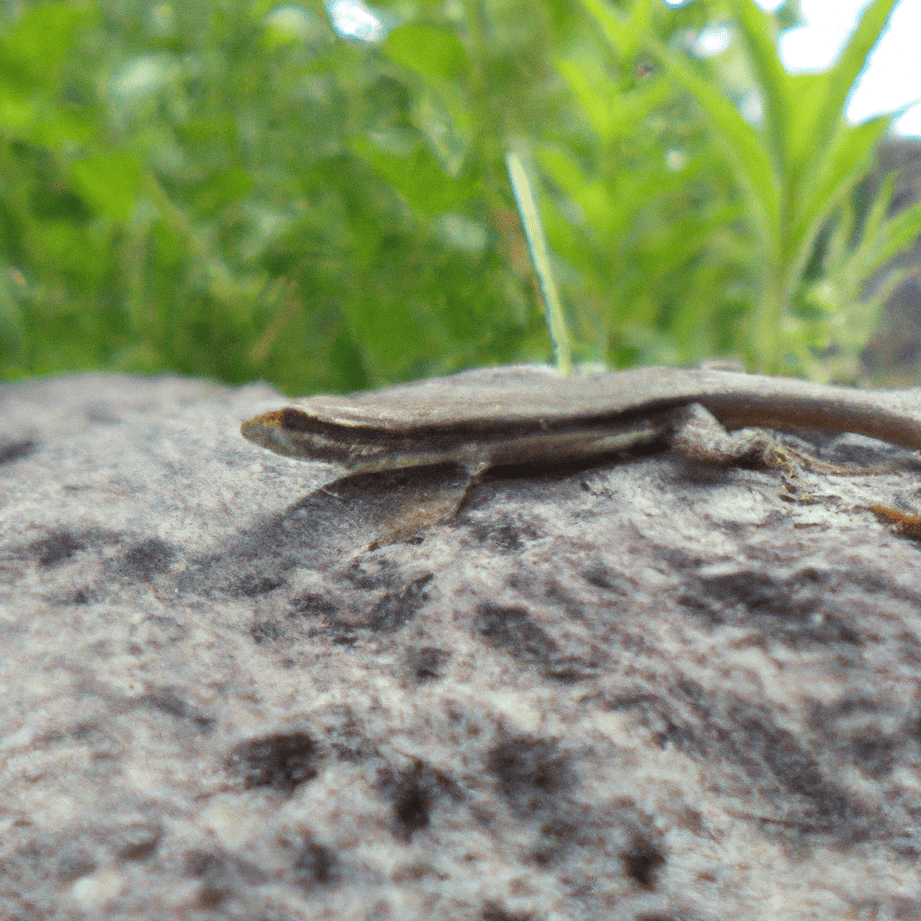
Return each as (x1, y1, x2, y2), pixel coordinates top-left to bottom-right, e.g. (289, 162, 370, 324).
(1, 0, 919, 394)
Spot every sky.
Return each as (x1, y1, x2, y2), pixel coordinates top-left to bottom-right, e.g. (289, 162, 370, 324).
(757, 0, 921, 135)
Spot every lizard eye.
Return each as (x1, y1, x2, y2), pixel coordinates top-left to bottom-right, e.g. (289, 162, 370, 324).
(278, 408, 315, 432)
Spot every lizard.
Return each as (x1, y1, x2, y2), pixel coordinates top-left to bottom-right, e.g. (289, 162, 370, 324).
(241, 364, 921, 478)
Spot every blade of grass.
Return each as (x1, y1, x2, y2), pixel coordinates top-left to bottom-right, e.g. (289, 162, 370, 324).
(506, 150, 573, 375)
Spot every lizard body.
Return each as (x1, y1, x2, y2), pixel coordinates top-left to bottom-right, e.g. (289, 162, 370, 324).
(241, 365, 921, 475)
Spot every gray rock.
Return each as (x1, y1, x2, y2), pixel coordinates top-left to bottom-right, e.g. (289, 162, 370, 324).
(2, 372, 921, 920)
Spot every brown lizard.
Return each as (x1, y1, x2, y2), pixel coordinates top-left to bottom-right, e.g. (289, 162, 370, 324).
(241, 364, 921, 477)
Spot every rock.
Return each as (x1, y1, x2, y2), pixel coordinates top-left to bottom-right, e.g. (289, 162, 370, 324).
(2, 371, 921, 920)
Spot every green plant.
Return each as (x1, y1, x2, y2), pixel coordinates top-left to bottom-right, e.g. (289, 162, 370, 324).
(579, 0, 921, 376)
(0, 0, 917, 391)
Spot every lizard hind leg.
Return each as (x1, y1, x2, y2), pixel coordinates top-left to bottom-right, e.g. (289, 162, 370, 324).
(667, 402, 834, 473)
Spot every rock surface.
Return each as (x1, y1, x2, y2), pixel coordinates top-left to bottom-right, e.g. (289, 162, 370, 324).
(3, 371, 921, 920)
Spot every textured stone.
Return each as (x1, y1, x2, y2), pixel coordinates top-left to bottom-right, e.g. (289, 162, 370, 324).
(2, 372, 921, 920)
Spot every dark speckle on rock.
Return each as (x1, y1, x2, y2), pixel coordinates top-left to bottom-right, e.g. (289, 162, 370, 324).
(481, 901, 535, 921)
(226, 731, 319, 794)
(406, 645, 448, 683)
(249, 619, 286, 644)
(285, 834, 337, 888)
(144, 685, 215, 732)
(388, 766, 432, 840)
(290, 590, 340, 617)
(486, 735, 574, 815)
(620, 831, 666, 890)
(0, 438, 36, 464)
(115, 821, 164, 862)
(237, 574, 286, 596)
(476, 603, 559, 667)
(31, 528, 88, 567)
(367, 572, 434, 632)
(116, 537, 176, 580)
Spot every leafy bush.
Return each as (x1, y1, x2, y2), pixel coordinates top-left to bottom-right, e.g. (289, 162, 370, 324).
(580, 0, 921, 377)
(0, 0, 917, 391)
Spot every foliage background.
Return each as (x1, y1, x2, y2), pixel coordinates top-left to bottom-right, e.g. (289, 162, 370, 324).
(1, 0, 918, 395)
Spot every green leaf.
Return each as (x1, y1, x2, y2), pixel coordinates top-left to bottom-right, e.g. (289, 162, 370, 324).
(781, 71, 834, 180)
(0, 3, 98, 146)
(863, 198, 921, 273)
(70, 155, 144, 222)
(790, 116, 891, 272)
(0, 2, 98, 87)
(383, 25, 469, 81)
(351, 138, 471, 216)
(558, 55, 672, 142)
(0, 87, 35, 133)
(409, 82, 472, 177)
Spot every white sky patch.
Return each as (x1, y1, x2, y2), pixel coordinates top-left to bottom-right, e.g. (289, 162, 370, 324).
(326, 0, 387, 42)
(694, 24, 732, 57)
